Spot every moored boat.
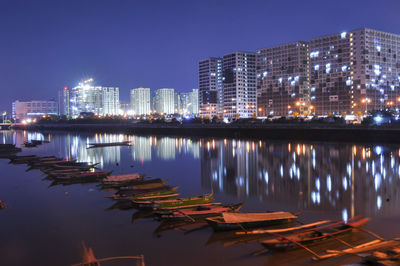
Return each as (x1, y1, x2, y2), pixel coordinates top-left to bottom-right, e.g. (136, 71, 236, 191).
(206, 211, 298, 231)
(260, 217, 370, 251)
(132, 193, 213, 209)
(155, 203, 243, 220)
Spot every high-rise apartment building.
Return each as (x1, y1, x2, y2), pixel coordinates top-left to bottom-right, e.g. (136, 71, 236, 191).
(310, 28, 400, 115)
(222, 51, 257, 118)
(153, 88, 175, 114)
(12, 100, 58, 120)
(256, 42, 310, 117)
(58, 87, 71, 117)
(198, 58, 223, 117)
(309, 31, 353, 115)
(130, 88, 151, 115)
(70, 79, 119, 117)
(351, 28, 400, 114)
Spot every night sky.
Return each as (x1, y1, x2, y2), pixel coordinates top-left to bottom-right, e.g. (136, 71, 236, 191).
(1, 0, 400, 112)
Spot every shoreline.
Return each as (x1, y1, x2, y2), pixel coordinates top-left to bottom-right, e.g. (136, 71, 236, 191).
(11, 123, 400, 143)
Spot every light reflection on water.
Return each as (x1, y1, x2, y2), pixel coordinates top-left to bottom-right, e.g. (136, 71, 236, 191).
(2, 130, 400, 221)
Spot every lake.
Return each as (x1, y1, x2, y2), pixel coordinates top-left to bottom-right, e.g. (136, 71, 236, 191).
(1, 130, 399, 265)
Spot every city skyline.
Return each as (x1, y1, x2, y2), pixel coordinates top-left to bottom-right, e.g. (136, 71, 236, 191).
(2, 0, 400, 113)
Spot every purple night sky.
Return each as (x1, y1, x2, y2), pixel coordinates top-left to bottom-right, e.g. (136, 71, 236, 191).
(1, 0, 399, 112)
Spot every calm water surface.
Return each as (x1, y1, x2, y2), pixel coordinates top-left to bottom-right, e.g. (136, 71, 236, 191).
(1, 130, 400, 265)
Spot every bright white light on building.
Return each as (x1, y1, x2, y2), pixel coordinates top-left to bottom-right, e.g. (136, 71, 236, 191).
(314, 65, 319, 71)
(310, 51, 319, 58)
(263, 71, 268, 77)
(341, 32, 347, 39)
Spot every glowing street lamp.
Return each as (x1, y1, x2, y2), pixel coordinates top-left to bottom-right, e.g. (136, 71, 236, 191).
(361, 98, 371, 113)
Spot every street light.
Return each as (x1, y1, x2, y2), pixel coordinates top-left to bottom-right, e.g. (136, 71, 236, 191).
(361, 98, 371, 114)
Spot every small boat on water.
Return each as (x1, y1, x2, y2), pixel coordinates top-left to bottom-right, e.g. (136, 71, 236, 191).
(102, 173, 143, 183)
(314, 238, 400, 261)
(133, 193, 214, 209)
(118, 180, 168, 191)
(107, 185, 179, 200)
(54, 171, 111, 180)
(47, 163, 99, 170)
(155, 203, 243, 220)
(206, 211, 298, 231)
(260, 217, 370, 251)
(131, 192, 179, 201)
(118, 178, 166, 190)
(87, 141, 131, 148)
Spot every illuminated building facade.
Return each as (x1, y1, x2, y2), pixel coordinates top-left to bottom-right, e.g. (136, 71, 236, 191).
(70, 79, 119, 117)
(256, 42, 310, 117)
(58, 87, 70, 117)
(222, 51, 257, 118)
(153, 88, 175, 114)
(310, 28, 400, 116)
(130, 87, 151, 115)
(198, 58, 223, 117)
(351, 28, 400, 114)
(12, 100, 58, 120)
(179, 89, 199, 115)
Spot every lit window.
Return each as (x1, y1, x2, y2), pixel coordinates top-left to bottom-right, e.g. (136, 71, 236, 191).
(314, 65, 319, 71)
(341, 32, 347, 39)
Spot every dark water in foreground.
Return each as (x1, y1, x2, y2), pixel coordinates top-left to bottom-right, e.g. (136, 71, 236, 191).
(1, 130, 400, 266)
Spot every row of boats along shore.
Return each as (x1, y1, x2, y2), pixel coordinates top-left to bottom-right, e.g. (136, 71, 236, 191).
(2, 142, 400, 265)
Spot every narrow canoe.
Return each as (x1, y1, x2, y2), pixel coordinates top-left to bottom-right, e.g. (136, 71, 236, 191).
(133, 193, 214, 209)
(206, 212, 298, 231)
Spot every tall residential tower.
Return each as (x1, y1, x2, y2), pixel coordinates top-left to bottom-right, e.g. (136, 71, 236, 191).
(198, 58, 223, 117)
(256, 41, 310, 116)
(222, 51, 257, 118)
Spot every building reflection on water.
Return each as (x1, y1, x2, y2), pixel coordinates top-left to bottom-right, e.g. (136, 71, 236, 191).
(2, 131, 200, 167)
(200, 138, 400, 219)
(2, 130, 400, 219)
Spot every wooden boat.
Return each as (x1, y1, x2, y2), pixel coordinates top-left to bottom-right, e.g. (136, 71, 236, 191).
(107, 186, 179, 200)
(236, 220, 332, 235)
(47, 163, 98, 170)
(132, 193, 213, 209)
(314, 238, 400, 261)
(102, 173, 143, 183)
(260, 217, 370, 251)
(54, 171, 111, 180)
(118, 179, 166, 190)
(118, 180, 168, 191)
(155, 203, 243, 220)
(87, 141, 130, 148)
(206, 211, 298, 232)
(131, 193, 179, 201)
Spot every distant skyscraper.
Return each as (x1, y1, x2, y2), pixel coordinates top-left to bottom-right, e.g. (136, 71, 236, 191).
(179, 89, 199, 115)
(12, 100, 58, 120)
(58, 86, 71, 117)
(309, 28, 400, 116)
(153, 88, 175, 114)
(256, 42, 310, 116)
(198, 57, 223, 117)
(70, 79, 119, 117)
(130, 88, 150, 115)
(190, 89, 199, 115)
(222, 51, 257, 118)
